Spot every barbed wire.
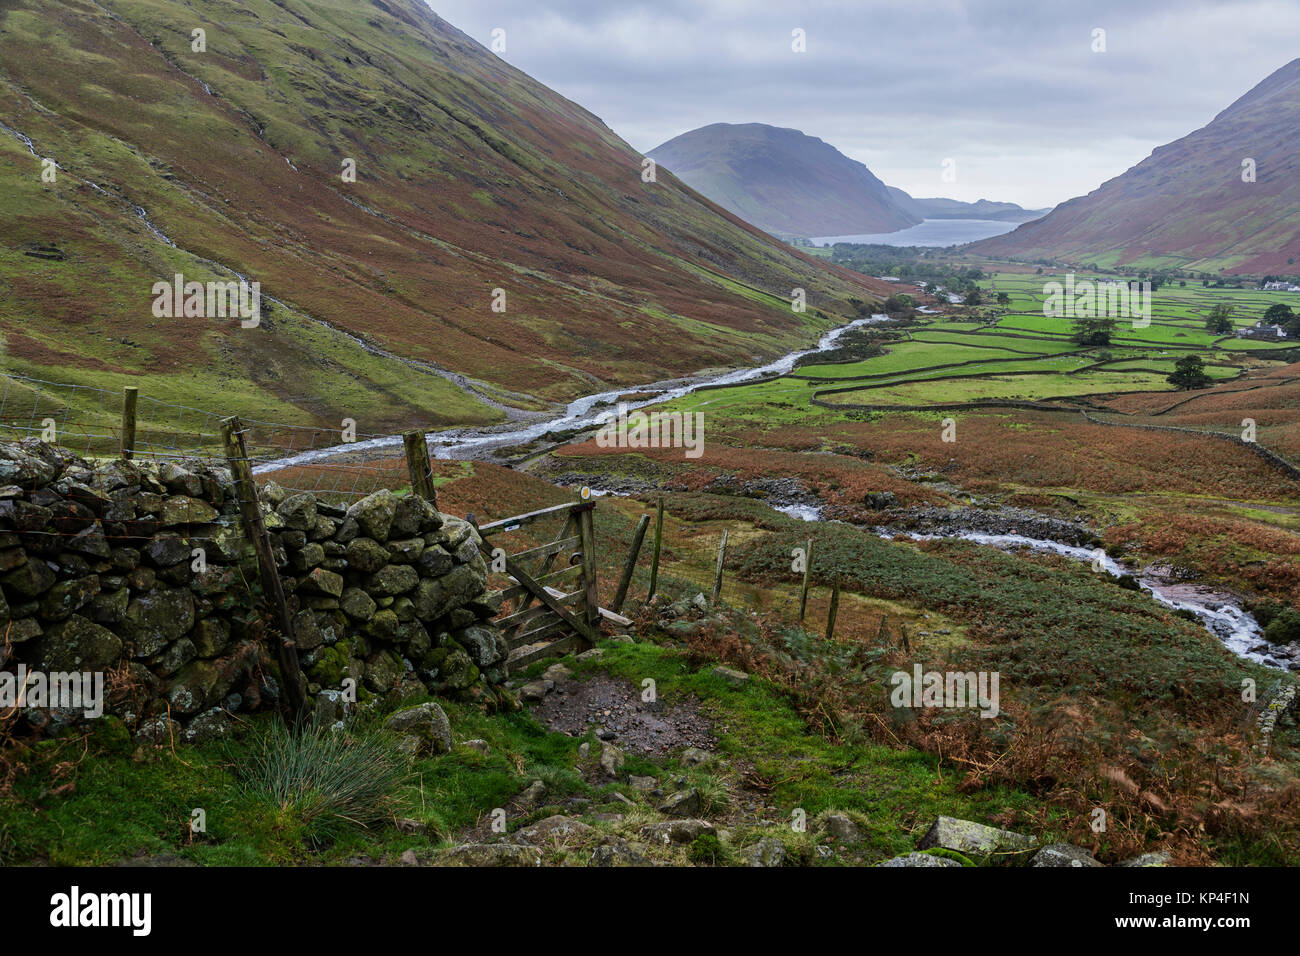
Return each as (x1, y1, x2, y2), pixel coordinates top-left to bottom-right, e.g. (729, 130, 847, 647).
(0, 370, 412, 501)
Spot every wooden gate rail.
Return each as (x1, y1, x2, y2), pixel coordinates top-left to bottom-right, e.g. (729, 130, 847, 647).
(474, 500, 601, 670)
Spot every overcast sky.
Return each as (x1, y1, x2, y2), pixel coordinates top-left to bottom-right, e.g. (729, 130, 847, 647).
(426, 1, 1299, 210)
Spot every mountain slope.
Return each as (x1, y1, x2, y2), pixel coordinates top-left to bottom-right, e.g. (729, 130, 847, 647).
(0, 0, 886, 431)
(648, 123, 918, 239)
(969, 58, 1300, 273)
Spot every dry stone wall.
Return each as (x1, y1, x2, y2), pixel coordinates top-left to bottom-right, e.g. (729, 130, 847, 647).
(0, 440, 510, 745)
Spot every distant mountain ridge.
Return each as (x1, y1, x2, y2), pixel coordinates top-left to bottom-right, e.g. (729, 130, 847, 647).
(969, 58, 1300, 272)
(648, 122, 1046, 239)
(648, 123, 919, 238)
(886, 188, 1048, 223)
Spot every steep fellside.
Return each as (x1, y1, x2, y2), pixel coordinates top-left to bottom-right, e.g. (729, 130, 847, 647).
(969, 58, 1300, 273)
(648, 123, 919, 239)
(0, 0, 886, 431)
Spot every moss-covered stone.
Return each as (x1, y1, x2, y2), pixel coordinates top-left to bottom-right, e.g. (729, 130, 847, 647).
(32, 614, 122, 671)
(124, 587, 196, 657)
(347, 490, 397, 542)
(364, 649, 405, 693)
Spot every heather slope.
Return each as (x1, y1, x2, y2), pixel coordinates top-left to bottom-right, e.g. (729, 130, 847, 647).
(0, 0, 885, 431)
(970, 58, 1300, 274)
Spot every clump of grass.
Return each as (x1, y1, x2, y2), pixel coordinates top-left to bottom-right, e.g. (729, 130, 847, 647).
(237, 718, 409, 843)
(691, 773, 732, 815)
(530, 761, 584, 796)
(688, 831, 722, 865)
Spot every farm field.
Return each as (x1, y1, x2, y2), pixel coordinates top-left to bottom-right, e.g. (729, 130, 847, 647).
(674, 271, 1291, 412)
(554, 269, 1300, 615)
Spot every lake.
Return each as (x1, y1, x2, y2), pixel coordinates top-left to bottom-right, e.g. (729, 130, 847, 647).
(810, 218, 1021, 248)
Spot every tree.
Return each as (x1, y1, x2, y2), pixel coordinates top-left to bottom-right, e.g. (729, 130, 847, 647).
(1263, 303, 1295, 326)
(965, 288, 983, 306)
(996, 292, 1011, 306)
(1205, 303, 1234, 334)
(1071, 316, 1116, 346)
(882, 293, 914, 315)
(1167, 354, 1212, 390)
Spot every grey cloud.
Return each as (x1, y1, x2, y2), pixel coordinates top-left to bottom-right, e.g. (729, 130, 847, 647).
(428, 0, 1300, 208)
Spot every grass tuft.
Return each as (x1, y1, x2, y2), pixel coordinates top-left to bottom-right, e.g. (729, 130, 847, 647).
(237, 719, 408, 844)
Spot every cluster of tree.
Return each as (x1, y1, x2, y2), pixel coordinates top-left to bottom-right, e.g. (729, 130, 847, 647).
(826, 244, 990, 293)
(1167, 354, 1212, 390)
(1071, 315, 1117, 346)
(792, 328, 895, 369)
(1264, 303, 1298, 335)
(1205, 303, 1235, 334)
(882, 293, 914, 316)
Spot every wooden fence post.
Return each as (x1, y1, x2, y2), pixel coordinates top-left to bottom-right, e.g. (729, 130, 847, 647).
(711, 528, 728, 606)
(798, 536, 813, 620)
(403, 429, 437, 507)
(825, 575, 840, 642)
(577, 502, 600, 630)
(646, 497, 664, 602)
(220, 416, 308, 722)
(121, 386, 138, 460)
(613, 513, 650, 614)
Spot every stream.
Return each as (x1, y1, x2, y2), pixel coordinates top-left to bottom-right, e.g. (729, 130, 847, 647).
(249, 308, 1285, 673)
(254, 315, 889, 471)
(772, 502, 1288, 672)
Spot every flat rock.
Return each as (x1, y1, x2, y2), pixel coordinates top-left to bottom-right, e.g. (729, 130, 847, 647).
(542, 663, 572, 683)
(658, 788, 701, 817)
(513, 815, 595, 846)
(638, 819, 714, 845)
(590, 838, 648, 867)
(521, 679, 554, 701)
(748, 836, 788, 867)
(1116, 851, 1172, 867)
(917, 816, 1037, 858)
(879, 852, 963, 867)
(438, 844, 541, 867)
(824, 812, 860, 843)
(712, 665, 750, 686)
(1031, 843, 1104, 867)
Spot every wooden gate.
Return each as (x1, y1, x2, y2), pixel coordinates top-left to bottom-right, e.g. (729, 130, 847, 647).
(474, 501, 600, 671)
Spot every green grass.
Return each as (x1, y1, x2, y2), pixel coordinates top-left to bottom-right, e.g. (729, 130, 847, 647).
(819, 370, 1175, 405)
(0, 633, 1045, 867)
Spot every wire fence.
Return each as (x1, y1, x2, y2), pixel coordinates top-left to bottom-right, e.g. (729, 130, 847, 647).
(0, 370, 415, 502)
